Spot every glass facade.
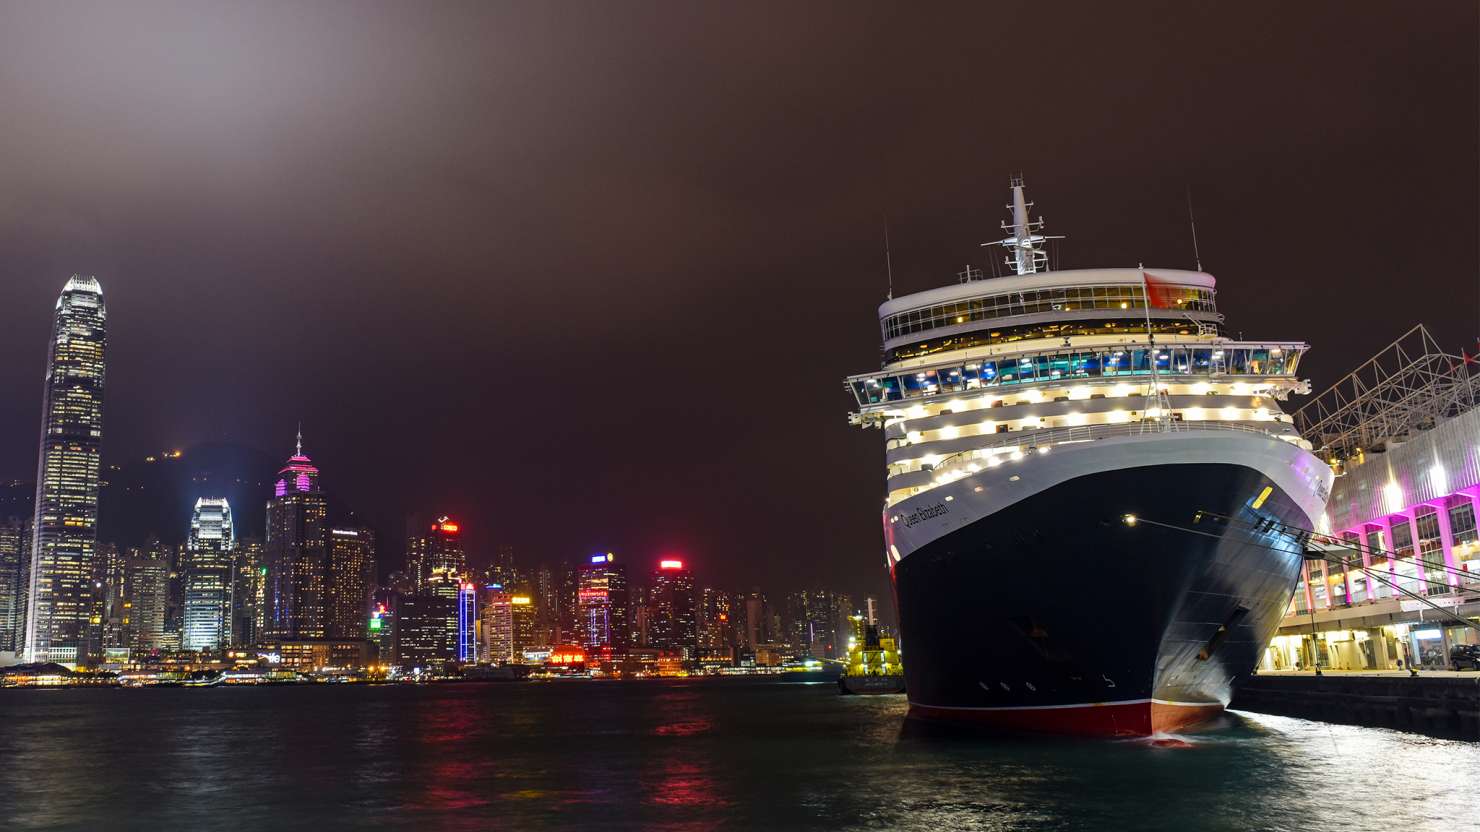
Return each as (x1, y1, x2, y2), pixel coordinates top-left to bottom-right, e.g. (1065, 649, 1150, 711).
(650, 564, 697, 657)
(1413, 507, 1449, 595)
(1364, 529, 1390, 600)
(327, 527, 375, 639)
(182, 498, 235, 651)
(0, 515, 32, 653)
(264, 436, 328, 640)
(1388, 521, 1421, 595)
(26, 276, 107, 665)
(579, 556, 630, 653)
(883, 283, 1216, 341)
(886, 318, 1219, 362)
(850, 343, 1303, 406)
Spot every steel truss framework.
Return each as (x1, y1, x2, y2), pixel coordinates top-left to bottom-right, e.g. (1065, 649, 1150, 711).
(1295, 324, 1480, 459)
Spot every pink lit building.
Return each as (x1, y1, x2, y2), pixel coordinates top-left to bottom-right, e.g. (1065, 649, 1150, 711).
(1267, 327, 1480, 671)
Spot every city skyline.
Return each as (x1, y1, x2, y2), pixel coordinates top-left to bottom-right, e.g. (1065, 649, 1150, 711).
(1, 4, 1474, 829)
(1, 5, 1476, 606)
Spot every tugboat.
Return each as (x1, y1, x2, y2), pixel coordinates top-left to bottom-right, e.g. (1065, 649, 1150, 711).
(839, 615, 906, 695)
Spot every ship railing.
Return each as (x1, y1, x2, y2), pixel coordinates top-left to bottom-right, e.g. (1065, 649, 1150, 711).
(924, 421, 1298, 482)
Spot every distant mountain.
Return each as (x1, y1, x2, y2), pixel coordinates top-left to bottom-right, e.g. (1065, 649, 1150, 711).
(98, 442, 279, 547)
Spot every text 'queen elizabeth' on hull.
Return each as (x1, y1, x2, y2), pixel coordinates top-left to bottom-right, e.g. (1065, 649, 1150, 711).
(845, 179, 1333, 736)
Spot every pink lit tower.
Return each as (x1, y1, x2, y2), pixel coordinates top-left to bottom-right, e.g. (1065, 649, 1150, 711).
(263, 427, 328, 639)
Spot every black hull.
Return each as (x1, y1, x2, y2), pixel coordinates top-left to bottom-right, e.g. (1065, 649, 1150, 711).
(893, 463, 1307, 735)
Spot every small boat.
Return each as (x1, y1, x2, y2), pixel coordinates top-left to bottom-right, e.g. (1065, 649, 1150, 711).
(839, 618, 906, 695)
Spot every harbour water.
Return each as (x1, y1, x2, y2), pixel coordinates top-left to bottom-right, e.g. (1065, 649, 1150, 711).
(1, 678, 1476, 831)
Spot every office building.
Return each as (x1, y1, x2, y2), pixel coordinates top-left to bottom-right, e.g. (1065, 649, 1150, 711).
(650, 559, 697, 658)
(264, 430, 327, 639)
(457, 581, 476, 662)
(392, 593, 456, 670)
(95, 541, 127, 649)
(0, 513, 33, 655)
(327, 526, 375, 639)
(511, 592, 535, 659)
(25, 276, 107, 665)
(231, 539, 265, 647)
(125, 549, 170, 651)
(182, 498, 235, 651)
(577, 553, 629, 653)
(406, 516, 465, 596)
(479, 587, 513, 664)
(533, 565, 560, 645)
(484, 543, 517, 588)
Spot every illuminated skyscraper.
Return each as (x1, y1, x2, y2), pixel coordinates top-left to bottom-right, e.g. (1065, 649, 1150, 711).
(392, 593, 455, 670)
(95, 542, 127, 649)
(457, 581, 477, 662)
(479, 587, 536, 663)
(533, 566, 559, 645)
(231, 539, 265, 646)
(25, 276, 107, 665)
(577, 553, 629, 653)
(182, 498, 235, 651)
(406, 516, 464, 595)
(696, 586, 727, 653)
(510, 593, 536, 659)
(264, 430, 327, 639)
(0, 513, 33, 655)
(327, 526, 375, 639)
(743, 590, 767, 652)
(650, 559, 697, 658)
(125, 548, 170, 651)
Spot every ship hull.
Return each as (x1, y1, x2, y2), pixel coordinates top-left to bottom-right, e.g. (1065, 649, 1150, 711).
(893, 460, 1313, 737)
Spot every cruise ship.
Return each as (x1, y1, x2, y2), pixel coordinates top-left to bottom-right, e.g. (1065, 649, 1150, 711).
(845, 179, 1333, 736)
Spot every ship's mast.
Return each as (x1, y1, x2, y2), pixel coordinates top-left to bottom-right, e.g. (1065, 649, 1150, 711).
(984, 176, 1062, 276)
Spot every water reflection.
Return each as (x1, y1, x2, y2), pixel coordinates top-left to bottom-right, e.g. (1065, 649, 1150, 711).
(0, 682, 1474, 831)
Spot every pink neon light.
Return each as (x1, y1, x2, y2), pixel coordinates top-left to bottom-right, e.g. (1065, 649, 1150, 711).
(659, 559, 684, 570)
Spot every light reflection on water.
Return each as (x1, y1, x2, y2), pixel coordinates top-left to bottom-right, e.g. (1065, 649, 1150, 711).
(0, 680, 1475, 831)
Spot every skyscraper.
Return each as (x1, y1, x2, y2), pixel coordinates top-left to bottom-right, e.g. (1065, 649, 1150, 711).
(577, 553, 629, 654)
(406, 516, 464, 595)
(264, 431, 327, 639)
(533, 566, 559, 645)
(95, 542, 127, 649)
(231, 539, 266, 647)
(456, 581, 477, 663)
(327, 526, 375, 639)
(25, 275, 107, 665)
(696, 586, 726, 654)
(650, 559, 697, 658)
(510, 593, 535, 660)
(182, 498, 235, 651)
(0, 513, 33, 656)
(391, 593, 455, 670)
(125, 548, 170, 651)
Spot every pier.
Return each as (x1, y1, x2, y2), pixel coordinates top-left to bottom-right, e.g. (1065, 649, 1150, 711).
(1230, 671, 1480, 739)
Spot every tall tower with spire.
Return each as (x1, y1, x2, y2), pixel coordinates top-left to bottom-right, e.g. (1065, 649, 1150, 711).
(25, 276, 107, 665)
(263, 428, 327, 639)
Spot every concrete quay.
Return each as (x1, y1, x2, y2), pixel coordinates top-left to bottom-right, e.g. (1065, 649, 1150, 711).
(1229, 670, 1480, 740)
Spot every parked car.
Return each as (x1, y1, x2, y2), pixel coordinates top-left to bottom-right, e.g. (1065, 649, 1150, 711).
(1450, 644, 1480, 671)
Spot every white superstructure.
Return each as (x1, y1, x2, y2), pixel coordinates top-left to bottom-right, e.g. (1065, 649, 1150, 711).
(847, 180, 1333, 564)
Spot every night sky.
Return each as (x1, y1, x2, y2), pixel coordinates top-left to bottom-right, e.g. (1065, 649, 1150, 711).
(1, 2, 1476, 604)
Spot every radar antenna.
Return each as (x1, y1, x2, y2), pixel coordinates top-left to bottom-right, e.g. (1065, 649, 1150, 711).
(982, 175, 1063, 275)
